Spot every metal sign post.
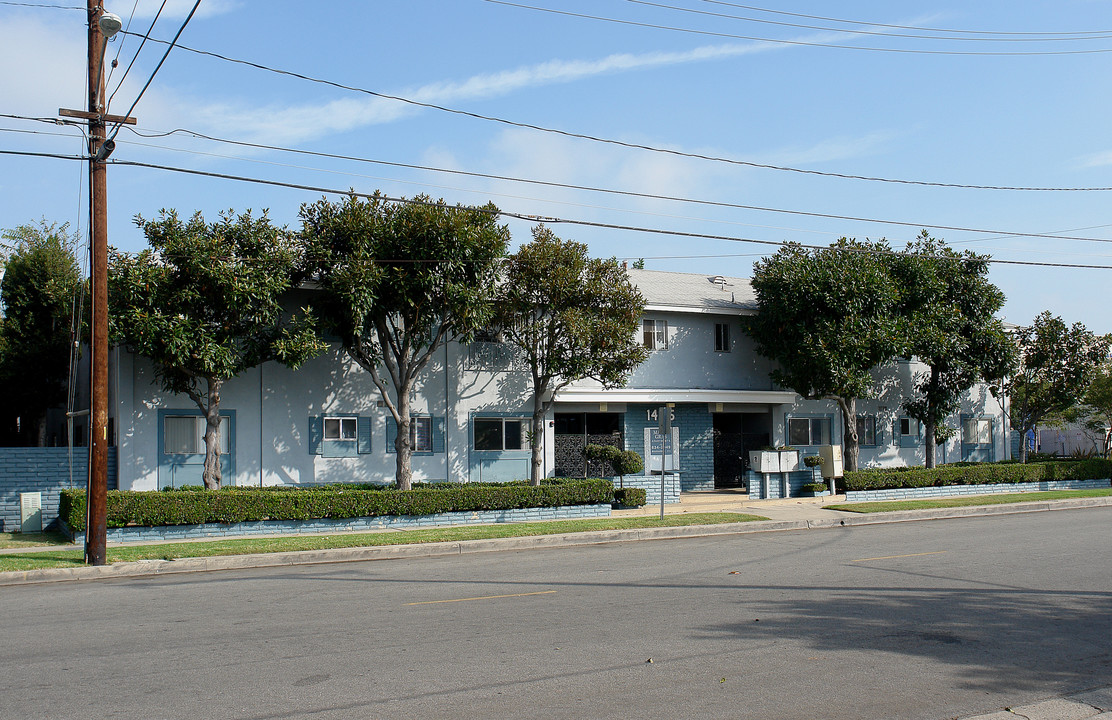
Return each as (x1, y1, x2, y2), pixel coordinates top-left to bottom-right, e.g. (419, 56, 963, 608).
(659, 405, 671, 520)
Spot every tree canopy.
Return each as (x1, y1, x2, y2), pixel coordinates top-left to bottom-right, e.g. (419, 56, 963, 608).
(747, 239, 905, 471)
(109, 209, 325, 488)
(892, 232, 1015, 467)
(300, 193, 510, 490)
(496, 225, 647, 484)
(0, 220, 83, 446)
(1008, 311, 1109, 463)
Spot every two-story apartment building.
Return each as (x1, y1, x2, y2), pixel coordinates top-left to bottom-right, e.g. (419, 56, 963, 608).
(110, 269, 1009, 496)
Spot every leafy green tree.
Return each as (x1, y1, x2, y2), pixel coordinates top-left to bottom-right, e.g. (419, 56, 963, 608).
(109, 209, 325, 489)
(1061, 352, 1112, 457)
(1008, 312, 1109, 463)
(892, 232, 1015, 467)
(0, 221, 82, 445)
(747, 239, 904, 471)
(497, 226, 647, 485)
(300, 193, 510, 490)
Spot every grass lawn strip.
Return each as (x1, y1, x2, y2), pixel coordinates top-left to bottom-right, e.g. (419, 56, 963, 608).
(0, 532, 71, 550)
(828, 487, 1112, 514)
(0, 512, 764, 574)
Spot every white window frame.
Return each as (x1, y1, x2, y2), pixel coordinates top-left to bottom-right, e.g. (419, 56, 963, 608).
(643, 319, 668, 350)
(714, 322, 730, 353)
(324, 416, 358, 443)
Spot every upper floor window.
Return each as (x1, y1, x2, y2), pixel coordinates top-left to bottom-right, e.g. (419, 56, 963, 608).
(643, 319, 668, 350)
(788, 417, 831, 447)
(715, 322, 730, 352)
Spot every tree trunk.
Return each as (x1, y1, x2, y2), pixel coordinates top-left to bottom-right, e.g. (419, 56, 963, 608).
(201, 378, 223, 490)
(924, 417, 937, 469)
(530, 401, 546, 486)
(394, 383, 414, 491)
(836, 396, 859, 472)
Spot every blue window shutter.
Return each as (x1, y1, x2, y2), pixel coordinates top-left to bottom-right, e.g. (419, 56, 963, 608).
(386, 416, 397, 454)
(432, 416, 446, 454)
(893, 419, 900, 447)
(357, 416, 373, 454)
(308, 416, 323, 455)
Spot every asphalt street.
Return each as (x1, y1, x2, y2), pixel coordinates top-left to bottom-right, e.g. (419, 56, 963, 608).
(3, 507, 1112, 719)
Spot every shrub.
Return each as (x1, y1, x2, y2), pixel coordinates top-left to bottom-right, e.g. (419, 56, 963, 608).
(842, 459, 1112, 491)
(59, 478, 615, 531)
(803, 456, 824, 468)
(800, 482, 828, 493)
(613, 487, 647, 507)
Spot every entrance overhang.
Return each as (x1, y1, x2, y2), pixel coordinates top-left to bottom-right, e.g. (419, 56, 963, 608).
(554, 388, 798, 405)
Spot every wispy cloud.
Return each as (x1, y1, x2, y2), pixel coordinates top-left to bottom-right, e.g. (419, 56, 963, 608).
(1078, 150, 1112, 168)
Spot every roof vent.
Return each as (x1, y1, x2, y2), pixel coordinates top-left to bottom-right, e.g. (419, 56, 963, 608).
(711, 275, 728, 290)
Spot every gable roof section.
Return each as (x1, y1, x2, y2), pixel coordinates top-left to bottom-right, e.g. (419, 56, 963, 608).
(626, 268, 756, 315)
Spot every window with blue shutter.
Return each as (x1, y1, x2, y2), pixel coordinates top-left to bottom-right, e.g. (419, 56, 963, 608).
(309, 414, 373, 457)
(386, 415, 443, 454)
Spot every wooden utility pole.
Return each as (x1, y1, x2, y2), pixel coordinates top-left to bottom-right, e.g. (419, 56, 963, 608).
(60, 2, 133, 565)
(85, 0, 109, 566)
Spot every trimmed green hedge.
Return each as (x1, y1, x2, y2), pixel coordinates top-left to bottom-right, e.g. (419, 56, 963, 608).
(59, 479, 615, 531)
(843, 459, 1112, 492)
(613, 487, 647, 507)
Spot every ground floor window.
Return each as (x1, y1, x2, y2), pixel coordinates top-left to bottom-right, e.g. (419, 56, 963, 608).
(474, 418, 525, 451)
(856, 415, 877, 447)
(788, 416, 831, 447)
(164, 415, 230, 454)
(898, 417, 922, 447)
(411, 416, 433, 453)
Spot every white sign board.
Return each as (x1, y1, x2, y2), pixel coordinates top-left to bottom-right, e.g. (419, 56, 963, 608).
(644, 427, 680, 473)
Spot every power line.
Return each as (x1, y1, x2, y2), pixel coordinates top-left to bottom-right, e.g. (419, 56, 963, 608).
(627, 0, 1112, 43)
(106, 0, 168, 113)
(697, 1, 1112, 37)
(0, 1, 81, 7)
(484, 0, 1112, 56)
(97, 157, 1112, 270)
(111, 33, 1112, 192)
(117, 123, 1112, 244)
(105, 0, 200, 142)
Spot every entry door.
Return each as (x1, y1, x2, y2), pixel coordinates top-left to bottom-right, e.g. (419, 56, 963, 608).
(713, 413, 745, 488)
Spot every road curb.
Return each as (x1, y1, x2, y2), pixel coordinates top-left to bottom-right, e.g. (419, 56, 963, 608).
(4, 496, 1112, 586)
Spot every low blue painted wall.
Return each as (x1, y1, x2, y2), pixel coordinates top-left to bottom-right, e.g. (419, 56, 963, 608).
(67, 502, 612, 545)
(846, 478, 1109, 502)
(619, 473, 681, 504)
(0, 448, 118, 532)
(746, 469, 822, 499)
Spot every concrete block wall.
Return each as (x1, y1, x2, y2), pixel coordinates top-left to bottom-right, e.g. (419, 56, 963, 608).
(0, 448, 118, 532)
(621, 474, 681, 504)
(68, 502, 613, 544)
(845, 478, 1109, 502)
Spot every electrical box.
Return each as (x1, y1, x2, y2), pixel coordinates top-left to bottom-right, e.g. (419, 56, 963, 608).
(819, 445, 844, 479)
(20, 492, 42, 534)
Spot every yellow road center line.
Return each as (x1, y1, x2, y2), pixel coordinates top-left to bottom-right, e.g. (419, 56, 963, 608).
(404, 590, 556, 606)
(853, 551, 947, 562)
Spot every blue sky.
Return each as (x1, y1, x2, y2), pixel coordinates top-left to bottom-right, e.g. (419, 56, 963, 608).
(3, 0, 1112, 333)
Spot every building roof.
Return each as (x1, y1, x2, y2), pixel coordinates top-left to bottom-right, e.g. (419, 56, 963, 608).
(626, 268, 756, 314)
